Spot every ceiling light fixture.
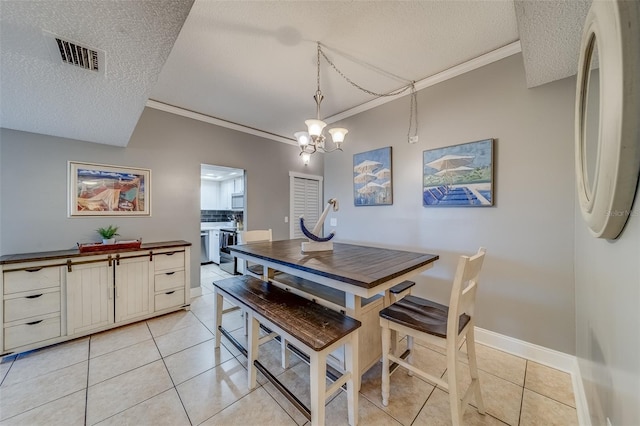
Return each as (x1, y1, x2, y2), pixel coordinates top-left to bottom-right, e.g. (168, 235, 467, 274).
(295, 42, 419, 165)
(295, 43, 348, 165)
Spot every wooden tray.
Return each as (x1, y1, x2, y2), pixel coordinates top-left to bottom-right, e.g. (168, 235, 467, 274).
(77, 240, 142, 253)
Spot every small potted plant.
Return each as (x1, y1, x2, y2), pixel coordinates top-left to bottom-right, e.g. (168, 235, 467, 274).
(96, 225, 119, 244)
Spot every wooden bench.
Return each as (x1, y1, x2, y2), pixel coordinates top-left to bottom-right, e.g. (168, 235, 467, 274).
(213, 275, 361, 426)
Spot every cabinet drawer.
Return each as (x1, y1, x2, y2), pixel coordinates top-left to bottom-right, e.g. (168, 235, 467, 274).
(155, 289, 185, 311)
(155, 270, 185, 292)
(4, 317, 61, 350)
(154, 251, 185, 272)
(4, 267, 61, 294)
(4, 291, 61, 323)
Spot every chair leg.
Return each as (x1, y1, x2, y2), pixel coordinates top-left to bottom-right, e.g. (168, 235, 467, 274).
(247, 313, 260, 390)
(381, 323, 391, 406)
(213, 289, 223, 349)
(281, 337, 290, 369)
(310, 350, 327, 426)
(406, 335, 414, 376)
(447, 343, 463, 426)
(466, 327, 485, 414)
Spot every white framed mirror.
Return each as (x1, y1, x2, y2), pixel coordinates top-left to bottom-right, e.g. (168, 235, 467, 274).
(575, 0, 640, 239)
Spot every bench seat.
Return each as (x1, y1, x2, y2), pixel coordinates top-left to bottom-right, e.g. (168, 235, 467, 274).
(213, 275, 361, 426)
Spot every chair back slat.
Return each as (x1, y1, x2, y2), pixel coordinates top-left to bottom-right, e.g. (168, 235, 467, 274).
(448, 247, 486, 335)
(241, 229, 272, 243)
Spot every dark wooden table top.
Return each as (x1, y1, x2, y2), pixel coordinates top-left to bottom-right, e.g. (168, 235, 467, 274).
(229, 239, 439, 290)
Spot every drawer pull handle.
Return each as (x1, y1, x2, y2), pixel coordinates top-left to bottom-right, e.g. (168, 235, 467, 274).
(25, 267, 43, 272)
(165, 272, 175, 276)
(165, 252, 176, 256)
(165, 291, 176, 295)
(25, 294, 43, 299)
(27, 320, 43, 325)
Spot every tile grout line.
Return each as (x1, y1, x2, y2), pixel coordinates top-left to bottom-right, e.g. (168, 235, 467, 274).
(146, 320, 195, 426)
(84, 338, 91, 426)
(518, 359, 528, 426)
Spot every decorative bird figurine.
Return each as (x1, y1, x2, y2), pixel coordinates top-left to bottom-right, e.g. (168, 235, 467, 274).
(300, 198, 339, 252)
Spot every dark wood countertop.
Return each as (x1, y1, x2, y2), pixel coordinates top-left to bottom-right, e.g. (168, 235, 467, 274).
(0, 240, 192, 265)
(229, 239, 439, 289)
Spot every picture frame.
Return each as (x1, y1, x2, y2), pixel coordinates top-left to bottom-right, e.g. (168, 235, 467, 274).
(68, 161, 151, 216)
(353, 146, 392, 206)
(423, 139, 494, 207)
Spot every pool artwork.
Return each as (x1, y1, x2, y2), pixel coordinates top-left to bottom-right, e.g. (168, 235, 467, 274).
(68, 161, 151, 216)
(353, 146, 392, 206)
(423, 139, 494, 207)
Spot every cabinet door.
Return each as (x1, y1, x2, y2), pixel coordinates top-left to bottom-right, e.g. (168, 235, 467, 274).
(67, 261, 114, 335)
(115, 256, 151, 322)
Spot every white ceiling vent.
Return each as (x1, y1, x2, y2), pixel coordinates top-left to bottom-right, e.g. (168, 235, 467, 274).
(43, 30, 105, 76)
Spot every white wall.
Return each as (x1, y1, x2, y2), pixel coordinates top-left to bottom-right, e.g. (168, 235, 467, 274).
(575, 191, 640, 425)
(323, 53, 576, 354)
(0, 107, 323, 288)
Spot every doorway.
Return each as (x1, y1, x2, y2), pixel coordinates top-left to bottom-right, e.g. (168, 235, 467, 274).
(200, 164, 245, 287)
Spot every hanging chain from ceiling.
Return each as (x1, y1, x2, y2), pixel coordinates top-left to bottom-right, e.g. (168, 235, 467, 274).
(317, 42, 419, 142)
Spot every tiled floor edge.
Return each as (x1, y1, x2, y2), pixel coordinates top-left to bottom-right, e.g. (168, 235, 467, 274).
(475, 326, 590, 425)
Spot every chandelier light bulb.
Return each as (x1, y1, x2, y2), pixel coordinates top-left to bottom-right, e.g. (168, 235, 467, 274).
(305, 119, 327, 137)
(301, 152, 311, 165)
(294, 131, 310, 146)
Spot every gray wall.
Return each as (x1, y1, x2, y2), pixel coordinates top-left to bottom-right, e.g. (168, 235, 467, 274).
(323, 54, 576, 354)
(575, 190, 639, 424)
(0, 108, 323, 288)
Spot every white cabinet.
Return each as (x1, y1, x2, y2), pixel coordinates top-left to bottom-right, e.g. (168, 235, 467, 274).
(1, 241, 191, 356)
(66, 258, 114, 335)
(219, 179, 234, 209)
(233, 177, 244, 193)
(2, 261, 64, 352)
(115, 255, 152, 323)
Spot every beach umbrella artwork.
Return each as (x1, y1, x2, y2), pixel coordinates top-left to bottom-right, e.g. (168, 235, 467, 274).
(353, 173, 378, 184)
(425, 154, 474, 171)
(375, 168, 391, 180)
(357, 182, 385, 194)
(434, 166, 473, 176)
(354, 159, 383, 174)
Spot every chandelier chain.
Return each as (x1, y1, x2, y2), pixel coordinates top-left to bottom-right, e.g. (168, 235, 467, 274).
(318, 44, 412, 98)
(408, 83, 418, 140)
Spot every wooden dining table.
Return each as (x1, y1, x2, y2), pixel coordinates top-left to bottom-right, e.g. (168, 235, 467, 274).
(229, 238, 439, 377)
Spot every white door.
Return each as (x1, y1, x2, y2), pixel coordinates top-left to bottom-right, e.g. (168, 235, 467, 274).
(289, 172, 323, 239)
(115, 256, 151, 322)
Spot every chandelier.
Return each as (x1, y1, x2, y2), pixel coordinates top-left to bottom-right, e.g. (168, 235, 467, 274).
(294, 43, 348, 165)
(294, 42, 419, 165)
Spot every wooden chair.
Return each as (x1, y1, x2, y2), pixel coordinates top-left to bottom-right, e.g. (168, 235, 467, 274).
(239, 229, 272, 278)
(379, 247, 487, 425)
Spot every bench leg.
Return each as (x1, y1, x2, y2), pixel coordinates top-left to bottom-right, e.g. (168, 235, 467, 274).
(247, 312, 260, 390)
(281, 338, 290, 369)
(213, 289, 223, 349)
(346, 331, 359, 426)
(310, 351, 327, 426)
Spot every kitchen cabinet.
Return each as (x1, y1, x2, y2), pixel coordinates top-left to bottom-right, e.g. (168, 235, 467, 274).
(1, 240, 191, 356)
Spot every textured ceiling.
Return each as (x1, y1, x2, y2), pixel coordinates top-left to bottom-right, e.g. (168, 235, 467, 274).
(0, 0, 194, 146)
(0, 1, 590, 147)
(515, 0, 592, 88)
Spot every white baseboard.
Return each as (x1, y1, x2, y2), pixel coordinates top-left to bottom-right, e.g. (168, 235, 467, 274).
(475, 327, 590, 425)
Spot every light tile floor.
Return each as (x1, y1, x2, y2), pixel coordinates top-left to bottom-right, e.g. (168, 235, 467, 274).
(0, 264, 579, 425)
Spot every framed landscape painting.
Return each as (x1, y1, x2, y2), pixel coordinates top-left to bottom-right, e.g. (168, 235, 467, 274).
(423, 139, 494, 207)
(68, 161, 151, 216)
(354, 147, 392, 206)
